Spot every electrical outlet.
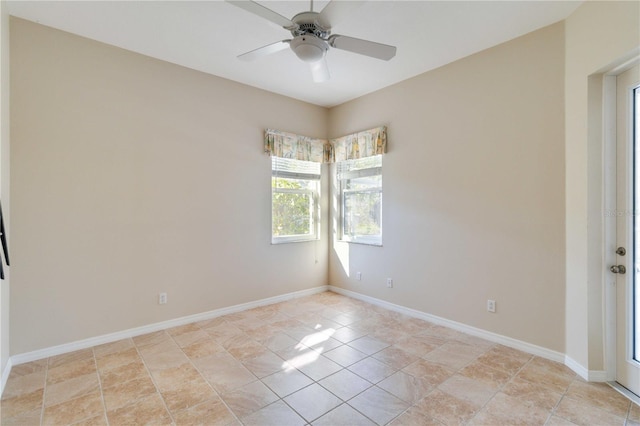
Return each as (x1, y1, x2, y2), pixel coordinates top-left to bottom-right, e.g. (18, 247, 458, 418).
(487, 299, 496, 313)
(356, 272, 362, 281)
(387, 278, 393, 288)
(159, 293, 167, 305)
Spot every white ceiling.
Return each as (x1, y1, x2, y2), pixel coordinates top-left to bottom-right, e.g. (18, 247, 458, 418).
(7, 1, 581, 107)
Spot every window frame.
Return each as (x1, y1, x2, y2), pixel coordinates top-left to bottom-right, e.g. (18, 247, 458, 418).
(338, 156, 383, 246)
(271, 157, 321, 244)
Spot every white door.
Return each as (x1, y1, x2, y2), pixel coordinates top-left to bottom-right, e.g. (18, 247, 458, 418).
(615, 63, 640, 397)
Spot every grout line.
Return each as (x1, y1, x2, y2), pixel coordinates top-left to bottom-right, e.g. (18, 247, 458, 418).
(38, 359, 49, 426)
(90, 349, 109, 426)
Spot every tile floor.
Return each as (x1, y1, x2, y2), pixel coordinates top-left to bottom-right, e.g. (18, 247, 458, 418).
(1, 291, 638, 425)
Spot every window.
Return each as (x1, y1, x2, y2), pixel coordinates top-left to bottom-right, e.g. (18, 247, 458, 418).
(338, 155, 382, 245)
(272, 157, 320, 243)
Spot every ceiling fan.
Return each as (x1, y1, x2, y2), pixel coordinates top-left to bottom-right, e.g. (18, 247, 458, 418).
(227, 0, 397, 83)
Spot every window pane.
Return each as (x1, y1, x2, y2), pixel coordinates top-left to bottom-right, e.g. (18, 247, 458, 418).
(344, 191, 382, 237)
(273, 177, 316, 190)
(272, 190, 312, 236)
(345, 175, 382, 190)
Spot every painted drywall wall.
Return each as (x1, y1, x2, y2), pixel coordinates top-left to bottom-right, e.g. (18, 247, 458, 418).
(1, 0, 11, 380)
(328, 23, 566, 352)
(564, 1, 640, 371)
(10, 18, 329, 354)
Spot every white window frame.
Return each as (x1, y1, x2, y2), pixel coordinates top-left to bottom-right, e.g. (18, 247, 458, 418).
(338, 156, 383, 246)
(271, 157, 320, 244)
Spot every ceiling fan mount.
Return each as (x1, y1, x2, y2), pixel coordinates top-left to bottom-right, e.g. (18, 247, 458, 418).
(228, 0, 397, 83)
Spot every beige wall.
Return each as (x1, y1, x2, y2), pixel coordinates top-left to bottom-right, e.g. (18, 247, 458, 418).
(10, 18, 329, 354)
(1, 0, 10, 375)
(328, 23, 566, 352)
(564, 1, 640, 370)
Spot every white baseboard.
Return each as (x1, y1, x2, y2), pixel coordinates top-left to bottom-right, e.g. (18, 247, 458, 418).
(11, 285, 329, 366)
(0, 357, 12, 397)
(329, 285, 568, 365)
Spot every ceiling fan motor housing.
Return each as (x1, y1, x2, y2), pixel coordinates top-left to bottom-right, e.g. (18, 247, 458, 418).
(290, 35, 328, 62)
(289, 12, 330, 63)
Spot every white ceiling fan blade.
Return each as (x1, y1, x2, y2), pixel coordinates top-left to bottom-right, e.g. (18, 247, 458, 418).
(317, 0, 363, 29)
(329, 35, 396, 61)
(227, 1, 296, 29)
(238, 40, 291, 61)
(310, 57, 330, 83)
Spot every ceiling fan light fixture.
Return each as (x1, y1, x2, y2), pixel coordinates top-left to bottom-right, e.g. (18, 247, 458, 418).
(290, 35, 327, 62)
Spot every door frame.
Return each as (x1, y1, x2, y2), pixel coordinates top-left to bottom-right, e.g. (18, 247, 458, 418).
(603, 55, 640, 394)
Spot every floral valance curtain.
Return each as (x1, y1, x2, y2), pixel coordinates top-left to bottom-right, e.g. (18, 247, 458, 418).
(264, 126, 387, 163)
(264, 129, 329, 163)
(330, 126, 387, 162)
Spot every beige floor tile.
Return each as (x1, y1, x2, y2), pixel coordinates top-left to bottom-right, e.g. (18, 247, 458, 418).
(261, 332, 299, 351)
(295, 354, 342, 381)
(489, 344, 533, 364)
(201, 362, 257, 394)
(313, 403, 377, 425)
(1, 407, 42, 426)
(629, 402, 640, 422)
(402, 359, 455, 387)
(348, 386, 410, 425)
(48, 349, 94, 369)
(161, 376, 217, 413)
(173, 397, 237, 426)
(284, 383, 342, 422)
(501, 376, 563, 411)
(71, 413, 108, 426)
(469, 392, 550, 425)
(378, 371, 433, 404)
(438, 374, 497, 408)
(44, 372, 100, 407)
(516, 362, 575, 394)
(348, 356, 397, 384)
(42, 390, 104, 426)
(393, 336, 439, 358)
(171, 329, 211, 348)
(93, 338, 134, 358)
(324, 345, 368, 367)
(261, 368, 314, 398)
(221, 380, 278, 418)
(0, 389, 44, 419)
(132, 330, 171, 348)
(7, 359, 47, 377)
(166, 323, 200, 337)
(1, 369, 46, 399)
(182, 338, 225, 359)
(151, 362, 203, 392)
(106, 393, 172, 425)
(47, 357, 97, 385)
(101, 375, 158, 411)
(141, 347, 190, 371)
(241, 399, 305, 426)
(413, 388, 478, 425)
(554, 396, 626, 426)
(243, 350, 289, 378)
(372, 347, 418, 370)
(545, 415, 579, 425)
(95, 347, 141, 371)
(99, 359, 149, 389)
(3, 292, 636, 426)
(388, 406, 443, 425)
(458, 359, 512, 389)
(563, 380, 630, 417)
(474, 349, 529, 376)
(422, 343, 479, 371)
(318, 369, 372, 401)
(225, 336, 268, 361)
(331, 327, 368, 344)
